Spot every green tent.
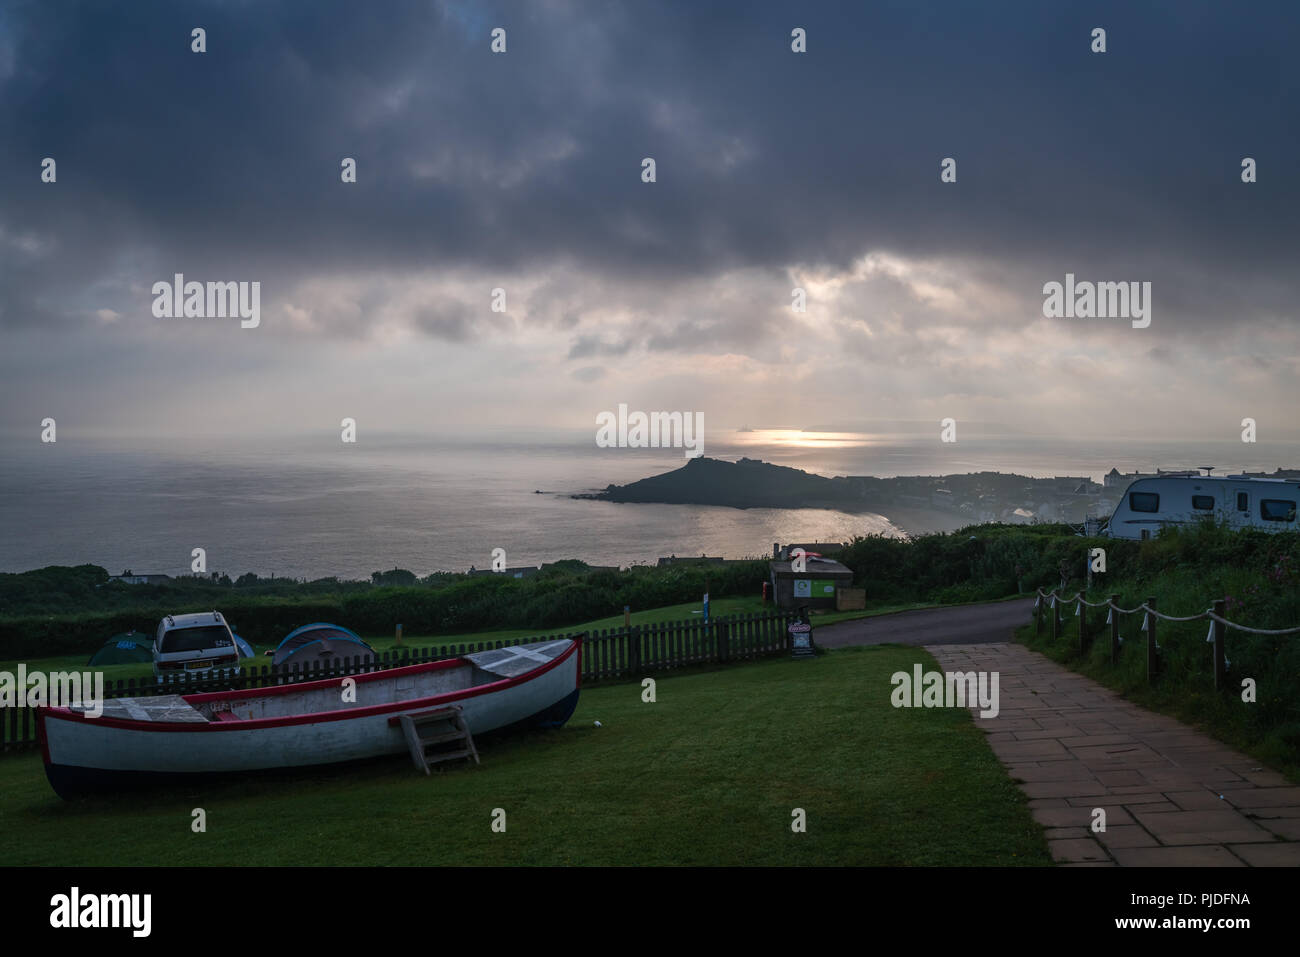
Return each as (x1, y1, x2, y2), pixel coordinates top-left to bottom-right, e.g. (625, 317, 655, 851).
(87, 632, 154, 666)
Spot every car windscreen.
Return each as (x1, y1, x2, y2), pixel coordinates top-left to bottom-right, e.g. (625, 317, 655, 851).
(159, 625, 233, 653)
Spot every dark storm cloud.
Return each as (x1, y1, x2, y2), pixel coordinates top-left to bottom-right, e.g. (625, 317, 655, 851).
(411, 301, 477, 342)
(1, 0, 1298, 337)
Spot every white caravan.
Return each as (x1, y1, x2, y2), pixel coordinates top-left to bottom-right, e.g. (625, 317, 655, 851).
(1106, 474, 1299, 540)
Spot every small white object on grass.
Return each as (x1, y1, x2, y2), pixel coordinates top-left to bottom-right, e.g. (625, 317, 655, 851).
(594, 720, 602, 727)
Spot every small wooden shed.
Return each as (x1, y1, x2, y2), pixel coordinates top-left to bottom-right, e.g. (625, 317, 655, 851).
(768, 557, 854, 611)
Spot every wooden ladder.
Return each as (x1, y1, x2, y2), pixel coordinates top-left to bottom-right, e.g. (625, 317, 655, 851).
(395, 705, 480, 774)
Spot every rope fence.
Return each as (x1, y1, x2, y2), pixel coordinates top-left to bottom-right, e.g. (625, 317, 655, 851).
(1031, 586, 1300, 690)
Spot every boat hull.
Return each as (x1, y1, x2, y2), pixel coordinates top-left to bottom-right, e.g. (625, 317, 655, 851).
(38, 639, 581, 798)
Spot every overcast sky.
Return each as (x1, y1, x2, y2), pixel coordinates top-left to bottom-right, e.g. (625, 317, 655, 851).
(1, 0, 1297, 445)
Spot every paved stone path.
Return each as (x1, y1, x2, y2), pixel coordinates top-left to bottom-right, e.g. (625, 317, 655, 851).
(926, 642, 1300, 866)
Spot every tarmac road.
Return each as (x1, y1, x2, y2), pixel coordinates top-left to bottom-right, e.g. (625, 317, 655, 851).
(813, 597, 1035, 648)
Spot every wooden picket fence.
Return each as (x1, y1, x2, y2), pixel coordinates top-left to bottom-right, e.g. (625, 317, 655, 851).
(1, 611, 797, 753)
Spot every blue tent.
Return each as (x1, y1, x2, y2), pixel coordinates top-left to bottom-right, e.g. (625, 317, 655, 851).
(87, 632, 154, 666)
(272, 623, 374, 668)
(232, 633, 255, 659)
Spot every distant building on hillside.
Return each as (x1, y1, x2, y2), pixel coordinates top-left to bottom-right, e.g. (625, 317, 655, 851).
(107, 573, 172, 585)
(772, 542, 846, 560)
(467, 565, 540, 579)
(1235, 468, 1300, 479)
(656, 555, 725, 567)
(1106, 467, 1206, 488)
(1052, 476, 1092, 495)
(1105, 468, 1157, 488)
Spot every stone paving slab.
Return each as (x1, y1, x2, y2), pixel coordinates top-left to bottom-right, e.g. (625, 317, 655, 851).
(1048, 838, 1111, 863)
(1229, 843, 1300, 866)
(1109, 845, 1247, 867)
(1258, 818, 1300, 840)
(925, 642, 1300, 867)
(1132, 808, 1275, 845)
(1095, 825, 1159, 849)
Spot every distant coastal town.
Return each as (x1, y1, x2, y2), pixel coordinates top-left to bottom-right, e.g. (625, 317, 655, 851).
(577, 457, 1300, 534)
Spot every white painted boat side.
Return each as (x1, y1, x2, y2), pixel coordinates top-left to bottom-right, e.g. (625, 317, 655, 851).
(42, 648, 578, 774)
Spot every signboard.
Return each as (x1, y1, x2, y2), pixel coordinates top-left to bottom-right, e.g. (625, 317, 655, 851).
(789, 620, 814, 659)
(794, 579, 835, 600)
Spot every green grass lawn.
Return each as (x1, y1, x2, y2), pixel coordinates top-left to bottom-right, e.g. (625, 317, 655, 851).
(0, 645, 1050, 866)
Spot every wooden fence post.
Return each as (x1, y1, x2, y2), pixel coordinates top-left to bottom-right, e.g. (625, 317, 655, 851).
(1146, 596, 1158, 684)
(1051, 593, 1059, 642)
(1212, 599, 1227, 692)
(1078, 597, 1088, 654)
(1109, 594, 1120, 666)
(627, 624, 641, 676)
(1035, 592, 1042, 635)
(718, 619, 730, 664)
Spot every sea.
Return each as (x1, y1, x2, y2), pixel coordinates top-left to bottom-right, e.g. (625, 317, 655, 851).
(2, 429, 1297, 580)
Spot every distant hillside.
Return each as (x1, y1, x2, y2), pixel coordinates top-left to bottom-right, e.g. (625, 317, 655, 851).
(579, 457, 863, 508)
(577, 456, 1116, 525)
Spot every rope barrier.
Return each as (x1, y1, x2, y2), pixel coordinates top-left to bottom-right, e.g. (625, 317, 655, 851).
(1110, 601, 1147, 615)
(1202, 611, 1300, 636)
(1033, 587, 1300, 635)
(1139, 604, 1206, 623)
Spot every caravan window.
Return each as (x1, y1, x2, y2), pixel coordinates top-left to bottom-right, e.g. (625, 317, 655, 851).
(1129, 492, 1160, 513)
(1260, 499, 1297, 523)
(1191, 495, 1215, 511)
(1236, 492, 1249, 511)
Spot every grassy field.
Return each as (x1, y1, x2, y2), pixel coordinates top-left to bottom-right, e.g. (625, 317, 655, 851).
(0, 645, 1051, 866)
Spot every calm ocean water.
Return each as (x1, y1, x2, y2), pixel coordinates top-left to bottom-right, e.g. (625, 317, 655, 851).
(2, 429, 1297, 579)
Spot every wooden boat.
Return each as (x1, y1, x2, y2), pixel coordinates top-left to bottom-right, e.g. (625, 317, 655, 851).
(37, 637, 581, 798)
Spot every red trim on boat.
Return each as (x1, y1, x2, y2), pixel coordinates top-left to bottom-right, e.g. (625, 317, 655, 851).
(37, 638, 581, 735)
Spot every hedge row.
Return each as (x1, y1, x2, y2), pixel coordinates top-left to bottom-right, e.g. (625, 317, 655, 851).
(0, 561, 770, 659)
(837, 524, 1133, 604)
